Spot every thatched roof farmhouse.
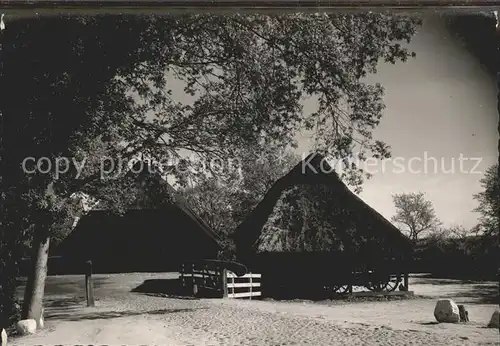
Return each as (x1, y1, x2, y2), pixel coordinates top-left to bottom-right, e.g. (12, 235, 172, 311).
(233, 153, 411, 266)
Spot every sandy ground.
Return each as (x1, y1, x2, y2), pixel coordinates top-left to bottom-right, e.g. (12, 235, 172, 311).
(10, 273, 499, 346)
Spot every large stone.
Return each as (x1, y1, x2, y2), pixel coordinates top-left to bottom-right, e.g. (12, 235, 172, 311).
(458, 304, 469, 322)
(487, 310, 499, 329)
(434, 299, 460, 323)
(15, 319, 37, 335)
(1, 328, 7, 346)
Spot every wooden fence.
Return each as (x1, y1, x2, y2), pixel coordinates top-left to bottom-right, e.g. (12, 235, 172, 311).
(226, 272, 261, 299)
(180, 261, 226, 297)
(179, 261, 262, 299)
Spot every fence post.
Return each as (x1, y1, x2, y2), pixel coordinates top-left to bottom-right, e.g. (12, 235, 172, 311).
(348, 268, 353, 294)
(403, 271, 409, 290)
(180, 263, 185, 290)
(85, 260, 95, 307)
(191, 263, 195, 291)
(347, 258, 356, 295)
(231, 275, 235, 296)
(191, 263, 197, 296)
(220, 268, 228, 298)
(249, 274, 253, 300)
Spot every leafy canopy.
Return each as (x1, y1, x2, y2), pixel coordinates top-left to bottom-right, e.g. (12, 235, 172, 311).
(3, 13, 421, 202)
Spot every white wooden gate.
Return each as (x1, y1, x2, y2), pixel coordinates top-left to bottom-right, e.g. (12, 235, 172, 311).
(226, 272, 261, 299)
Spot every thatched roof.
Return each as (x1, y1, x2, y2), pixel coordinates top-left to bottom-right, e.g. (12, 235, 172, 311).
(53, 161, 222, 268)
(104, 161, 221, 247)
(233, 153, 411, 259)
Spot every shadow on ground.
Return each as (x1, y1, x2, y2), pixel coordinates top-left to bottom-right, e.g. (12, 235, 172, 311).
(46, 307, 204, 322)
(413, 272, 498, 282)
(132, 278, 222, 299)
(43, 296, 96, 320)
(411, 277, 491, 286)
(132, 278, 182, 294)
(17, 276, 110, 298)
(44, 296, 87, 309)
(43, 294, 207, 322)
(419, 321, 440, 326)
(411, 276, 499, 304)
(45, 277, 109, 296)
(132, 278, 190, 298)
(454, 284, 499, 305)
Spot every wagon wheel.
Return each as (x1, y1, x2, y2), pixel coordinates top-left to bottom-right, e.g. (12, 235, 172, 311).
(366, 273, 401, 292)
(331, 284, 350, 295)
(366, 280, 387, 292)
(384, 273, 402, 292)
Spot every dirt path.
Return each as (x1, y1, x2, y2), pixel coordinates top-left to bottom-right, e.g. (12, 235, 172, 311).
(11, 273, 499, 346)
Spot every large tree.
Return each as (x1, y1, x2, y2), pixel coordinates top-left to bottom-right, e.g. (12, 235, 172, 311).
(0, 13, 420, 326)
(391, 192, 442, 244)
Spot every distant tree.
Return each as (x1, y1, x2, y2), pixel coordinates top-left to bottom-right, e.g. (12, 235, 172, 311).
(473, 164, 499, 240)
(441, 224, 478, 256)
(434, 224, 472, 241)
(391, 192, 442, 244)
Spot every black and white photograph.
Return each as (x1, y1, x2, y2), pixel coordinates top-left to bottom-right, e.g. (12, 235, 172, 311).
(0, 3, 499, 345)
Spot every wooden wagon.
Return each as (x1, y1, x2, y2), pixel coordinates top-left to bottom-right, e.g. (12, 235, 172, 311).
(243, 252, 409, 299)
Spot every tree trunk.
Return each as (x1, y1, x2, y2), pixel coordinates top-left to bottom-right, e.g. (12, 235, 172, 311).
(21, 233, 50, 328)
(497, 40, 500, 190)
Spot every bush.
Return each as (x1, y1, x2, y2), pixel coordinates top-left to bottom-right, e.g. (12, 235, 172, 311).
(0, 274, 21, 329)
(413, 234, 499, 279)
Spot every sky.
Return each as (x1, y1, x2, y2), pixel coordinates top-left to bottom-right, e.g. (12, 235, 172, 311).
(295, 15, 498, 229)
